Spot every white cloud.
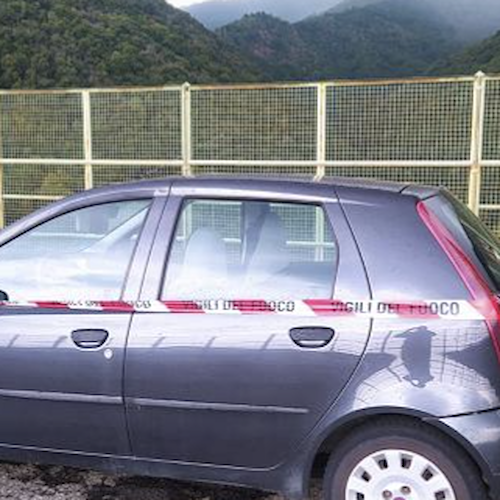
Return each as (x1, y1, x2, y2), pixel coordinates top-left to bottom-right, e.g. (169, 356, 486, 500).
(169, 0, 221, 7)
(168, 0, 195, 6)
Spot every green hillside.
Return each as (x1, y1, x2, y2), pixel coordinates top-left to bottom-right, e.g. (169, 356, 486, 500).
(218, 0, 461, 80)
(218, 14, 316, 80)
(334, 0, 500, 42)
(0, 0, 260, 89)
(438, 30, 500, 75)
(186, 0, 341, 29)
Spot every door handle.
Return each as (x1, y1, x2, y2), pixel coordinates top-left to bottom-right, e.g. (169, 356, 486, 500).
(289, 327, 335, 349)
(71, 329, 109, 349)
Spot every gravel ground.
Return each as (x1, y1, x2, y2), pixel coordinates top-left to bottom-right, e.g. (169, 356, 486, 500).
(0, 463, 321, 500)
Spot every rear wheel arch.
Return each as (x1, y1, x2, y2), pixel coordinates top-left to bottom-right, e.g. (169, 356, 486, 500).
(304, 410, 491, 498)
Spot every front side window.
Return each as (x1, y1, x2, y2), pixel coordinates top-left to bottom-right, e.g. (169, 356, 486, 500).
(0, 200, 150, 301)
(163, 199, 337, 300)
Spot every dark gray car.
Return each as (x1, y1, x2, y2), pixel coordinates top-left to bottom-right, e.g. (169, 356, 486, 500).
(0, 177, 499, 500)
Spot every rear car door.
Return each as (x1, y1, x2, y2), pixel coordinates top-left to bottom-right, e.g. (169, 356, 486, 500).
(125, 180, 372, 469)
(0, 194, 161, 456)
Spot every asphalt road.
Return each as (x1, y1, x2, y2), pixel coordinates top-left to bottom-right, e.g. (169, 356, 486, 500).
(0, 463, 322, 500)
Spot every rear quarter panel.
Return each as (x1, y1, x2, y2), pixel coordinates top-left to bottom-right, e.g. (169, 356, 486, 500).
(333, 187, 500, 418)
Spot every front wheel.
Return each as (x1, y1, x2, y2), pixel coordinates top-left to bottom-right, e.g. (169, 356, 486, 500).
(323, 418, 489, 500)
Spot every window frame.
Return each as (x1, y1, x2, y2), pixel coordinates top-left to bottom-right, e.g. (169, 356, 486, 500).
(157, 195, 340, 301)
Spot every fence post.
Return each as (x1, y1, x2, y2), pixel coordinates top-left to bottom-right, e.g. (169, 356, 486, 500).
(314, 83, 327, 181)
(181, 82, 193, 177)
(468, 71, 486, 215)
(82, 90, 93, 190)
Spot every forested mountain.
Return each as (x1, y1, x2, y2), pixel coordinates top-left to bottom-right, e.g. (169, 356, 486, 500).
(0, 0, 259, 89)
(0, 0, 496, 91)
(437, 30, 500, 75)
(218, 0, 460, 80)
(218, 14, 315, 80)
(186, 0, 343, 29)
(188, 0, 500, 42)
(333, 0, 500, 42)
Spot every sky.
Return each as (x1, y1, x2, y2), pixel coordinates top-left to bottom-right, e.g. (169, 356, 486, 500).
(169, 0, 212, 7)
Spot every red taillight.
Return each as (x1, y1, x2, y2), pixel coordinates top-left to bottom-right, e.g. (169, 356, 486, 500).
(417, 201, 500, 362)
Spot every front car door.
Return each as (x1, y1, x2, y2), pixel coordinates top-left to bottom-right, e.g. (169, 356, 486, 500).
(0, 191, 162, 456)
(125, 179, 372, 469)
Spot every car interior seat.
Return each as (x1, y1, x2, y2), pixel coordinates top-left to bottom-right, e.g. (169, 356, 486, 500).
(167, 227, 228, 298)
(244, 212, 291, 297)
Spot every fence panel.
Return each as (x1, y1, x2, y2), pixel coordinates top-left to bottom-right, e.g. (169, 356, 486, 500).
(325, 80, 474, 163)
(482, 79, 500, 162)
(191, 84, 319, 165)
(0, 92, 84, 160)
(0, 73, 499, 237)
(480, 77, 500, 235)
(90, 89, 183, 162)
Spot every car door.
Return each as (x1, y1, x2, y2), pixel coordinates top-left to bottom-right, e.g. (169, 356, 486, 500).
(0, 194, 162, 456)
(125, 180, 372, 469)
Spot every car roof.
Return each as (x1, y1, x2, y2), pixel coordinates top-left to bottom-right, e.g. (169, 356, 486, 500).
(0, 175, 443, 240)
(77, 175, 441, 201)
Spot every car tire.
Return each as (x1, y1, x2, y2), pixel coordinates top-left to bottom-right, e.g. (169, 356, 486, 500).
(323, 417, 489, 500)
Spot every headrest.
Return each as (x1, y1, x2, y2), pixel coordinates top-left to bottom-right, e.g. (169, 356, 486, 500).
(172, 228, 228, 298)
(245, 212, 290, 291)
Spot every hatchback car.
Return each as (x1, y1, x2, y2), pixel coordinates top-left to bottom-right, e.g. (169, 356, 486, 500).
(0, 176, 499, 500)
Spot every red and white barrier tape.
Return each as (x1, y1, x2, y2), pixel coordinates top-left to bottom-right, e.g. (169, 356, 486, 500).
(0, 299, 488, 320)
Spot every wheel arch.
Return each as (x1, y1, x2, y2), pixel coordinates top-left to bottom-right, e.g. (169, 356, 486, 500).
(302, 408, 492, 498)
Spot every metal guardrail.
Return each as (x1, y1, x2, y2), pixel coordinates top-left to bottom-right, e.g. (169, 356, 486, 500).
(0, 71, 499, 235)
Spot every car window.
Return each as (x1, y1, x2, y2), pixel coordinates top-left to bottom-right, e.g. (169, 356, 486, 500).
(445, 194, 500, 293)
(163, 199, 337, 300)
(0, 200, 151, 301)
(453, 200, 500, 292)
(425, 193, 500, 294)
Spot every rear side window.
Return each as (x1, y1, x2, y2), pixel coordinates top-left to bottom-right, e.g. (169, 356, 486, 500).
(426, 193, 500, 293)
(163, 199, 337, 300)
